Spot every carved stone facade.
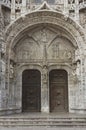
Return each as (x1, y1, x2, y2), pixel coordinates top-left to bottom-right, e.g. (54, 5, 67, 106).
(0, 1, 86, 115)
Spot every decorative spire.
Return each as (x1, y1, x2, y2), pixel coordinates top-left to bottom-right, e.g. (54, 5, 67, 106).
(11, 0, 15, 21)
(64, 0, 68, 15)
(0, 0, 11, 8)
(75, 0, 79, 22)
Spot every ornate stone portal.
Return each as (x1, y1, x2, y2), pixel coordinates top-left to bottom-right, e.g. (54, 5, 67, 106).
(3, 9, 86, 115)
(7, 25, 79, 113)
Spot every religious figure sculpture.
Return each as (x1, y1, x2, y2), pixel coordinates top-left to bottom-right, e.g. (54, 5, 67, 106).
(42, 65, 48, 84)
(41, 29, 47, 43)
(42, 65, 48, 109)
(72, 49, 81, 84)
(75, 48, 80, 61)
(52, 43, 59, 58)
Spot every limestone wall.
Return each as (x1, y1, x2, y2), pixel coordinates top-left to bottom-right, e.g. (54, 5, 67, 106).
(0, 1, 86, 115)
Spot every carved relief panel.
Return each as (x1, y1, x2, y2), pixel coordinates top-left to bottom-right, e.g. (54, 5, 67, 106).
(14, 37, 42, 61)
(14, 27, 75, 63)
(47, 37, 75, 62)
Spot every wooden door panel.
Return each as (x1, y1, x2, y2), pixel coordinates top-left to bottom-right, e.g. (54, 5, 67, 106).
(51, 86, 65, 112)
(50, 70, 68, 112)
(22, 70, 41, 112)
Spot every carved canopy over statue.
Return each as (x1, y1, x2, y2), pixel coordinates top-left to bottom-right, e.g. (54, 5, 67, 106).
(1, 0, 11, 7)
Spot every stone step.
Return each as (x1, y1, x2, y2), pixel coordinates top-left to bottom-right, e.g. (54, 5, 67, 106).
(0, 116, 86, 127)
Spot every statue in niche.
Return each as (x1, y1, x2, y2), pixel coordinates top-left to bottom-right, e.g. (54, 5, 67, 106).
(74, 48, 81, 77)
(22, 51, 29, 59)
(20, 45, 30, 60)
(75, 48, 80, 62)
(41, 29, 48, 63)
(42, 65, 48, 107)
(72, 71, 79, 84)
(76, 60, 81, 77)
(52, 43, 59, 58)
(41, 29, 47, 43)
(72, 59, 81, 83)
(42, 65, 48, 85)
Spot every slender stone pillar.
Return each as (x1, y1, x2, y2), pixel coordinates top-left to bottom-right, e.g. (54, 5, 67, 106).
(41, 65, 49, 113)
(0, 5, 6, 111)
(11, 0, 15, 21)
(41, 29, 49, 113)
(21, 0, 26, 14)
(75, 0, 79, 22)
(64, 0, 68, 15)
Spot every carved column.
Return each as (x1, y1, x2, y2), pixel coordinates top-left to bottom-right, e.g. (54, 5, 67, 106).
(21, 0, 26, 14)
(74, 48, 85, 112)
(11, 0, 15, 21)
(41, 65, 49, 113)
(0, 5, 6, 111)
(75, 0, 79, 22)
(64, 0, 68, 15)
(41, 28, 49, 113)
(80, 55, 86, 110)
(84, 55, 86, 109)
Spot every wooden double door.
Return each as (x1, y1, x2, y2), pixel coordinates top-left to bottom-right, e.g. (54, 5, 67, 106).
(49, 70, 68, 112)
(22, 69, 41, 112)
(22, 69, 68, 113)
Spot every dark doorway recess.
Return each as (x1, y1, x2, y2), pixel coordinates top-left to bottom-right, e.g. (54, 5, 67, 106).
(49, 69, 68, 112)
(22, 69, 41, 112)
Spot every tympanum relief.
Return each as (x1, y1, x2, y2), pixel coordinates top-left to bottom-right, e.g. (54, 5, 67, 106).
(47, 37, 75, 62)
(14, 37, 42, 61)
(13, 27, 75, 63)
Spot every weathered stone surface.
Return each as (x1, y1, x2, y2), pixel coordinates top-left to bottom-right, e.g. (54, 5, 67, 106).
(0, 0, 86, 115)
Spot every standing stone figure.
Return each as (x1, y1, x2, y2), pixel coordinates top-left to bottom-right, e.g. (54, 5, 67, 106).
(42, 65, 48, 110)
(72, 48, 81, 83)
(42, 65, 48, 85)
(75, 48, 80, 62)
(75, 48, 81, 78)
(52, 43, 59, 58)
(41, 29, 47, 43)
